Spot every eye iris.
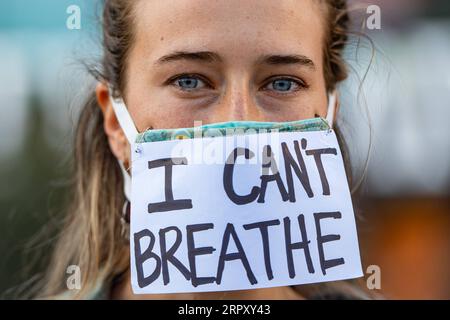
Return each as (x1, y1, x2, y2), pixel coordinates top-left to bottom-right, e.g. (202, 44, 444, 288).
(273, 79, 292, 91)
(178, 77, 198, 89)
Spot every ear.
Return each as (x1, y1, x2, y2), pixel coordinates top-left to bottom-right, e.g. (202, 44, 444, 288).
(95, 82, 129, 164)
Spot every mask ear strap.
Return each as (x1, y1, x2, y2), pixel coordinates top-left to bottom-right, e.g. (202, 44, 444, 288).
(118, 160, 132, 201)
(110, 95, 139, 144)
(326, 91, 337, 128)
(109, 93, 138, 201)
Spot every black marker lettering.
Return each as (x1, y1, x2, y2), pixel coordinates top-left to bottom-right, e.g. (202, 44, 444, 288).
(305, 148, 337, 196)
(186, 223, 216, 287)
(258, 145, 289, 203)
(284, 215, 315, 278)
(282, 140, 314, 201)
(148, 158, 193, 213)
(223, 148, 260, 205)
(314, 211, 345, 275)
(243, 219, 280, 280)
(159, 226, 191, 285)
(134, 229, 161, 288)
(217, 223, 257, 285)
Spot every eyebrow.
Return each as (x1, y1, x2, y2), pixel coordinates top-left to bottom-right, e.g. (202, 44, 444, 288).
(258, 54, 315, 69)
(156, 51, 222, 64)
(155, 51, 315, 69)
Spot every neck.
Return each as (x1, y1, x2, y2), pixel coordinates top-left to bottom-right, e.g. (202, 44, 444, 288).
(111, 269, 304, 300)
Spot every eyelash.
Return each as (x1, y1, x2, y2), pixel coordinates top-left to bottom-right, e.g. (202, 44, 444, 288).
(261, 76, 308, 96)
(166, 73, 212, 91)
(166, 73, 308, 95)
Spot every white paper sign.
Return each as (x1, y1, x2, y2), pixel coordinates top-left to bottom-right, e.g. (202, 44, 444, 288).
(130, 130, 363, 294)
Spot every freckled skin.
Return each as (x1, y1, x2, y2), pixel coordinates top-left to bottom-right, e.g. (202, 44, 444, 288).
(96, 0, 333, 299)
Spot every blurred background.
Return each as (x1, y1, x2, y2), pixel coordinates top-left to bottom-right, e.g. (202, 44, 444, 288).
(0, 0, 449, 299)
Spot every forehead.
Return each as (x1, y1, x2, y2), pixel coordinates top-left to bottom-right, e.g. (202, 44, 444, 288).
(132, 0, 326, 66)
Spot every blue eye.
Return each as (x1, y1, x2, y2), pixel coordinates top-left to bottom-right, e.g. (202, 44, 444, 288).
(265, 78, 303, 93)
(273, 79, 292, 91)
(173, 75, 207, 90)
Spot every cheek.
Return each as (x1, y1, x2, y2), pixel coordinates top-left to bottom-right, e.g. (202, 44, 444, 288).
(124, 59, 214, 130)
(126, 88, 328, 130)
(126, 87, 205, 130)
(255, 92, 323, 121)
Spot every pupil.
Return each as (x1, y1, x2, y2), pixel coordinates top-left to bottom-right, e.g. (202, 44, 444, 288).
(180, 78, 197, 88)
(274, 80, 291, 91)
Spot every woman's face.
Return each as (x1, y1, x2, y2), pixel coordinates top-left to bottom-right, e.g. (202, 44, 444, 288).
(98, 0, 330, 162)
(126, 0, 329, 126)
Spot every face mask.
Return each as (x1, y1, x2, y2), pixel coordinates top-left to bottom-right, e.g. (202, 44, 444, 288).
(110, 93, 337, 201)
(109, 91, 362, 294)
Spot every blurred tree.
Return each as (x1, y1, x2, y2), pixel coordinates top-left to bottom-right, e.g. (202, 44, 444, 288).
(0, 93, 70, 298)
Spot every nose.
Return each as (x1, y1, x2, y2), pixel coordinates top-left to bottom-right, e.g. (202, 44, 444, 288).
(207, 77, 263, 123)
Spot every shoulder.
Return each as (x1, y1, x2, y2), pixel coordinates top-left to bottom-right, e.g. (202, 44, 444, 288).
(293, 281, 373, 300)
